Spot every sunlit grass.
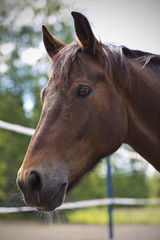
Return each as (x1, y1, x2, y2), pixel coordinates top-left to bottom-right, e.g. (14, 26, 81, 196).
(68, 207, 107, 224)
(1, 206, 160, 224)
(67, 207, 160, 224)
(113, 207, 160, 224)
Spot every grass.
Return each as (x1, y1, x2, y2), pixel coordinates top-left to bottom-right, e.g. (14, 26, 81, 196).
(67, 207, 160, 224)
(1, 206, 160, 224)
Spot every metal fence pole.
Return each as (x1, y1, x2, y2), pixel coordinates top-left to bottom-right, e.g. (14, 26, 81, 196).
(106, 156, 113, 240)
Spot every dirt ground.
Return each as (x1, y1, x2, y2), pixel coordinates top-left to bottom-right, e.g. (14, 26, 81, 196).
(0, 221, 160, 240)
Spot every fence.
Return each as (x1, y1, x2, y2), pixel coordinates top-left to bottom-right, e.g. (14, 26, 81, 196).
(0, 120, 144, 160)
(0, 197, 160, 214)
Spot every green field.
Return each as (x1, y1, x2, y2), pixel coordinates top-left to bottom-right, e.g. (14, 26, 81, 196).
(67, 207, 160, 224)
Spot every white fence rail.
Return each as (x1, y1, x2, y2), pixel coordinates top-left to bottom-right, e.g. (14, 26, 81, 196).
(0, 120, 144, 160)
(0, 120, 35, 136)
(0, 198, 160, 213)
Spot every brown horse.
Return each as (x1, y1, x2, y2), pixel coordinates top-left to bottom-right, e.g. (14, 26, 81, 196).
(17, 12, 160, 211)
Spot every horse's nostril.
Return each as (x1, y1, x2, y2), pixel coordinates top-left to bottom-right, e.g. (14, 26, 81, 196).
(27, 171, 42, 194)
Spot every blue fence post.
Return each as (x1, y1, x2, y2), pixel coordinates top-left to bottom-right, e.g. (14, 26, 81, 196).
(106, 156, 113, 240)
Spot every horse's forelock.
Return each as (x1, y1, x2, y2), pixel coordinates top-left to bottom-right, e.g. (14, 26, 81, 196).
(49, 41, 129, 90)
(50, 42, 81, 86)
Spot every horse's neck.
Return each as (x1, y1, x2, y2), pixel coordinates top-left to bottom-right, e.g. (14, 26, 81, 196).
(123, 60, 160, 171)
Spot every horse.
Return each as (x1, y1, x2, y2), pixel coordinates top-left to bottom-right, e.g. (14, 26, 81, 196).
(17, 11, 160, 212)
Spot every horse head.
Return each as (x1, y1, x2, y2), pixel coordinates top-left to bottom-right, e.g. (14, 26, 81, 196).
(17, 12, 127, 211)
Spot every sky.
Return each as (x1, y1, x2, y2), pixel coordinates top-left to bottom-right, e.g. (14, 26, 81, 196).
(73, 0, 160, 54)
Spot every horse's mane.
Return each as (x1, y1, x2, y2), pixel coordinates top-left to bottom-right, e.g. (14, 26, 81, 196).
(121, 46, 160, 69)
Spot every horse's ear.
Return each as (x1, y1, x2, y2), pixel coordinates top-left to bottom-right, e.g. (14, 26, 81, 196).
(71, 11, 97, 54)
(42, 25, 65, 58)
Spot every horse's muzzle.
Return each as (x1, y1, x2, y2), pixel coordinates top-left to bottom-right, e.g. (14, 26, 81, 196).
(17, 170, 67, 211)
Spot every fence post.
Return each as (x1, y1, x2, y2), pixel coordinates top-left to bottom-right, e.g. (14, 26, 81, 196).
(106, 156, 113, 240)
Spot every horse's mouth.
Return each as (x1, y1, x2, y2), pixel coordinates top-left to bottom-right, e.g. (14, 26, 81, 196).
(40, 185, 67, 211)
(39, 183, 67, 212)
(36, 180, 79, 212)
(23, 183, 67, 212)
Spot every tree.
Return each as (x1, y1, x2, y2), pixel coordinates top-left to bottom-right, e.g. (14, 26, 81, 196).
(147, 173, 160, 198)
(68, 163, 107, 201)
(68, 156, 151, 202)
(112, 158, 149, 198)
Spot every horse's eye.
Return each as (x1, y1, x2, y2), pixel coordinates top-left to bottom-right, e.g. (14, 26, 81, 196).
(78, 86, 91, 97)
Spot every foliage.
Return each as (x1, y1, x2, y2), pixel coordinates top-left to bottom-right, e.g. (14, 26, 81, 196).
(68, 157, 154, 201)
(147, 172, 160, 197)
(68, 162, 107, 201)
(112, 158, 149, 198)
